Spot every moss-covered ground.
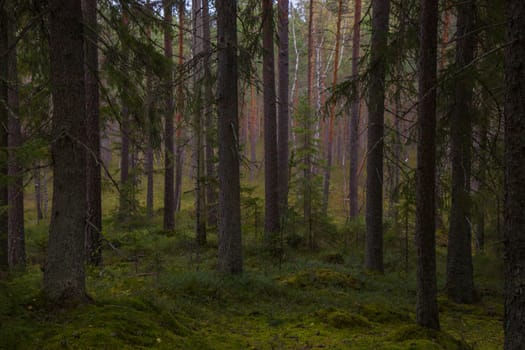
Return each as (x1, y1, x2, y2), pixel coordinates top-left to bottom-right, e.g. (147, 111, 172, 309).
(0, 216, 504, 349)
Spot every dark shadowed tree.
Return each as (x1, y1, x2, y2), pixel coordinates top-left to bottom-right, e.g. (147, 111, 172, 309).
(365, 0, 390, 273)
(119, 11, 131, 218)
(203, 0, 217, 230)
(415, 0, 440, 330)
(216, 0, 242, 274)
(83, 0, 102, 266)
(7, 14, 25, 268)
(446, 0, 476, 304)
(44, 0, 88, 304)
(0, 3, 8, 270)
(503, 0, 525, 347)
(163, 0, 175, 231)
(349, 0, 361, 220)
(174, 0, 185, 213)
(193, 0, 207, 246)
(277, 0, 289, 217)
(262, 0, 280, 245)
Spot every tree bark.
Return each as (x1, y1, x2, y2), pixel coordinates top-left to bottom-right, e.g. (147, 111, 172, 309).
(174, 1, 185, 213)
(193, 0, 207, 246)
(216, 0, 242, 274)
(416, 0, 440, 330)
(163, 0, 175, 232)
(7, 15, 25, 268)
(446, 0, 476, 304)
(277, 0, 289, 217)
(349, 0, 362, 220)
(322, 0, 343, 215)
(82, 0, 102, 266)
(305, 0, 314, 248)
(119, 12, 131, 218)
(262, 0, 280, 245)
(44, 0, 88, 304)
(365, 0, 390, 273)
(203, 0, 217, 230)
(0, 4, 8, 270)
(503, 0, 525, 347)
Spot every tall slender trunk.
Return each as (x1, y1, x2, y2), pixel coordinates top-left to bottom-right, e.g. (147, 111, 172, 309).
(193, 0, 207, 246)
(163, 0, 175, 231)
(119, 12, 131, 217)
(44, 0, 88, 304)
(7, 15, 25, 268)
(174, 1, 185, 213)
(0, 4, 8, 270)
(216, 0, 242, 274)
(262, 0, 280, 244)
(203, 0, 217, 230)
(305, 0, 314, 248)
(277, 0, 289, 218)
(83, 0, 102, 266)
(446, 0, 476, 304)
(416, 0, 440, 330)
(322, 0, 343, 215)
(503, 0, 525, 347)
(145, 4, 154, 220)
(349, 0, 362, 220)
(365, 0, 390, 273)
(249, 84, 257, 182)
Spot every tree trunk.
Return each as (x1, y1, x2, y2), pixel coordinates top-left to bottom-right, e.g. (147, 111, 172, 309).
(305, 0, 314, 248)
(216, 0, 243, 274)
(145, 7, 154, 220)
(262, 0, 280, 245)
(119, 12, 131, 218)
(365, 0, 390, 273)
(249, 84, 257, 182)
(0, 4, 8, 270)
(193, 0, 207, 246)
(446, 0, 475, 304)
(7, 15, 25, 268)
(174, 1, 185, 213)
(82, 0, 102, 266)
(416, 0, 440, 330)
(349, 0, 362, 220)
(322, 0, 343, 215)
(277, 0, 289, 218)
(44, 0, 88, 304)
(203, 0, 217, 230)
(163, 0, 175, 231)
(503, 0, 525, 347)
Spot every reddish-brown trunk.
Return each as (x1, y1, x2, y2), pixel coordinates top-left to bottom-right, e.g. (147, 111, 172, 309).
(262, 0, 280, 244)
(349, 0, 362, 220)
(163, 0, 175, 231)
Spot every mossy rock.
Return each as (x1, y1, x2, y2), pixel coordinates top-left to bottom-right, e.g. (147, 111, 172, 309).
(279, 268, 361, 289)
(358, 302, 411, 323)
(315, 307, 371, 329)
(388, 325, 472, 350)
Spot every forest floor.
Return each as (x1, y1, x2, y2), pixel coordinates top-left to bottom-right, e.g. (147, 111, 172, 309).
(0, 211, 504, 350)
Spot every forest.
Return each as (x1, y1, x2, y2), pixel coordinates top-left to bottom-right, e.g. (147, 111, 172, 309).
(0, 0, 524, 349)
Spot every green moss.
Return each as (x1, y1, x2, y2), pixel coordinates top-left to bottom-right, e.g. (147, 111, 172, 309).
(279, 268, 361, 289)
(388, 325, 471, 350)
(326, 310, 370, 329)
(359, 302, 411, 323)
